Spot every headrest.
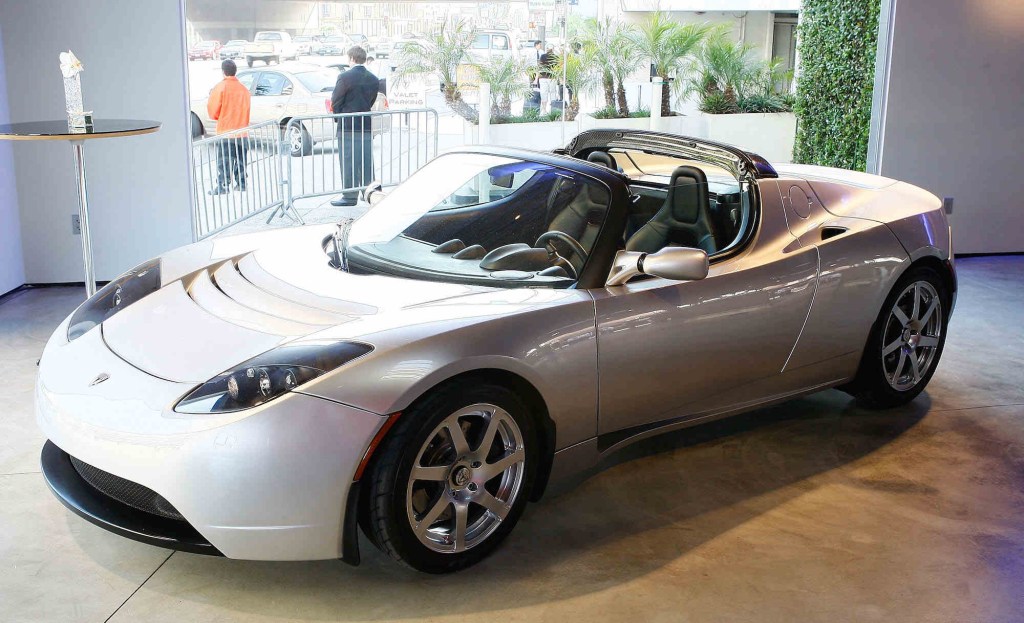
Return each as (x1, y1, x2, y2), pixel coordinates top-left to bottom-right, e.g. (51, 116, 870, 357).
(667, 166, 709, 223)
(586, 151, 615, 169)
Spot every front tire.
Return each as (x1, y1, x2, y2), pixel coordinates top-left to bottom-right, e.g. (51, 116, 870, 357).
(364, 382, 537, 573)
(848, 266, 950, 408)
(245, 57, 254, 68)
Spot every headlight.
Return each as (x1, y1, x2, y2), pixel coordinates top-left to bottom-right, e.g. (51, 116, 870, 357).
(175, 341, 373, 414)
(67, 259, 161, 341)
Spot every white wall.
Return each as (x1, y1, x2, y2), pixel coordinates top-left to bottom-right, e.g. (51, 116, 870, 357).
(0, 26, 25, 294)
(0, 0, 194, 283)
(875, 0, 1024, 254)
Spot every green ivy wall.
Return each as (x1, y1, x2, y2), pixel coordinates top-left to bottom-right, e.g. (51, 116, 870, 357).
(793, 0, 881, 170)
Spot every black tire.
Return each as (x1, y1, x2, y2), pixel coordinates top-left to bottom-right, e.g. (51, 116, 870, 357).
(246, 57, 253, 68)
(846, 265, 950, 409)
(363, 381, 538, 573)
(270, 56, 279, 65)
(286, 123, 312, 157)
(190, 112, 204, 140)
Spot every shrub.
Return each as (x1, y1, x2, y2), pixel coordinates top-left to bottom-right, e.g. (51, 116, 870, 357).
(700, 92, 739, 115)
(492, 109, 562, 125)
(794, 0, 880, 170)
(590, 106, 652, 119)
(738, 94, 791, 114)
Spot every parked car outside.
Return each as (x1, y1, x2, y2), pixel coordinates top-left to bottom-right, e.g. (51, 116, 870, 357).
(188, 41, 221, 61)
(466, 30, 519, 63)
(347, 33, 369, 49)
(293, 35, 317, 56)
(219, 40, 248, 60)
(190, 62, 390, 156)
(317, 35, 352, 56)
(368, 36, 393, 59)
(244, 31, 299, 67)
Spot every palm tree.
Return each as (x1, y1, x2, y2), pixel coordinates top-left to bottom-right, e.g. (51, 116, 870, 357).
(554, 47, 599, 121)
(477, 56, 532, 119)
(393, 20, 478, 123)
(578, 18, 642, 116)
(696, 31, 757, 108)
(632, 13, 710, 116)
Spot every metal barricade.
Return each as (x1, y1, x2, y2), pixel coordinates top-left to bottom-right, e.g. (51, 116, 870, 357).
(190, 110, 438, 240)
(190, 120, 288, 239)
(279, 108, 438, 215)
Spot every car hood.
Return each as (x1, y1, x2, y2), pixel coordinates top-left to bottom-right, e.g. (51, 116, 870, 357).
(100, 225, 499, 383)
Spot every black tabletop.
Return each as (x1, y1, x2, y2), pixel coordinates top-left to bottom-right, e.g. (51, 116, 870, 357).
(0, 119, 161, 140)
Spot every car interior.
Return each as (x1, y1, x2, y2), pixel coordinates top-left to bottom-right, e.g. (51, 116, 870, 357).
(580, 149, 752, 258)
(345, 150, 755, 287)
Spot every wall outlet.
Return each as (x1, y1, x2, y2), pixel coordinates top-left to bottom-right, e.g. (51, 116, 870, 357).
(943, 197, 954, 215)
(71, 214, 81, 235)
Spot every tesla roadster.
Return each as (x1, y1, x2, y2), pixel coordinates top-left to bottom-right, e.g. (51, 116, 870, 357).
(38, 130, 955, 573)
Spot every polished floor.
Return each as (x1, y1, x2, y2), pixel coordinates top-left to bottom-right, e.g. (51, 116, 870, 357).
(1, 256, 1022, 623)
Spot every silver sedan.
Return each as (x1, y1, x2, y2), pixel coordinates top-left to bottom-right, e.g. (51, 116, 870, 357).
(190, 62, 388, 156)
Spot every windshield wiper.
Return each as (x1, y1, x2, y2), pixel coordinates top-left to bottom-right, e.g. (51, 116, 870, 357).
(333, 217, 354, 272)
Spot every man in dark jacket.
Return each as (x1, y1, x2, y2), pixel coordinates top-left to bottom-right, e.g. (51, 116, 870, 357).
(330, 46, 379, 207)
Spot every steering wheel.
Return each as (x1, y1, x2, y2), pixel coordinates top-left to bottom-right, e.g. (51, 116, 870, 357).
(535, 231, 588, 278)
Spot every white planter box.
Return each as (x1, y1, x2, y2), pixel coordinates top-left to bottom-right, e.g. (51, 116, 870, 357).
(465, 119, 580, 151)
(694, 112, 797, 163)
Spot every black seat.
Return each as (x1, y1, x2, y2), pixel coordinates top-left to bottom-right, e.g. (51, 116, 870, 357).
(545, 176, 609, 261)
(625, 166, 718, 255)
(586, 151, 615, 169)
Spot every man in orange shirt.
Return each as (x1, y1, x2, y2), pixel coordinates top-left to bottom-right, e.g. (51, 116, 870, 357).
(206, 60, 251, 194)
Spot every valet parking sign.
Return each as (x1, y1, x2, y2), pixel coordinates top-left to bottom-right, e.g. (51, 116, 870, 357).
(388, 75, 429, 110)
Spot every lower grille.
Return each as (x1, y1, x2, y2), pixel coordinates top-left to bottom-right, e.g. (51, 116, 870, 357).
(69, 456, 184, 521)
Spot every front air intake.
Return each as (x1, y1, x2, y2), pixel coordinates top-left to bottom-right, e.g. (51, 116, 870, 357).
(69, 456, 184, 521)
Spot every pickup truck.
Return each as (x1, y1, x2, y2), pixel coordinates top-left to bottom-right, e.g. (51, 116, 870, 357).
(244, 31, 298, 67)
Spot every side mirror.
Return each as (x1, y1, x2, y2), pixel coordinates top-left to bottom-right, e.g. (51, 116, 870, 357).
(362, 180, 386, 205)
(606, 247, 709, 286)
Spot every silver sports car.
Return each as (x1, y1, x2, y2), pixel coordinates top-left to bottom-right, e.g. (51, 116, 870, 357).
(38, 130, 955, 573)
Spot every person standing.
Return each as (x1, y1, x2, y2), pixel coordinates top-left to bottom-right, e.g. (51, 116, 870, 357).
(538, 46, 558, 115)
(206, 59, 250, 194)
(330, 46, 379, 207)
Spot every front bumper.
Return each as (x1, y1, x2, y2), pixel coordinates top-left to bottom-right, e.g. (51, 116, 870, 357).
(41, 440, 223, 556)
(36, 319, 386, 561)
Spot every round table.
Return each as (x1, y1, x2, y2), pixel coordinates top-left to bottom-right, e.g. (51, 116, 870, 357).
(0, 119, 161, 297)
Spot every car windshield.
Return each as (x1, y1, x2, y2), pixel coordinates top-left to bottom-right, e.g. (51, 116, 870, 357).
(256, 33, 281, 41)
(198, 42, 217, 48)
(227, 40, 246, 46)
(294, 69, 337, 93)
(347, 152, 612, 287)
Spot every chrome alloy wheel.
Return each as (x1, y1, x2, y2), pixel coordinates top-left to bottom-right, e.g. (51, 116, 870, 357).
(406, 403, 526, 554)
(882, 280, 943, 391)
(288, 126, 304, 153)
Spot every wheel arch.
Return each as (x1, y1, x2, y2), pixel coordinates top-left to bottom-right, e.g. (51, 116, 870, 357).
(905, 254, 957, 303)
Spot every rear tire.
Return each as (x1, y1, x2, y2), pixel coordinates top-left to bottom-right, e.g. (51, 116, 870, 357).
(363, 381, 537, 573)
(190, 112, 204, 140)
(286, 123, 312, 157)
(246, 57, 253, 68)
(847, 265, 950, 409)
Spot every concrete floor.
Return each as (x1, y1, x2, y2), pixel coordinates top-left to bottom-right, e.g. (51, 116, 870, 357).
(1, 256, 1022, 623)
